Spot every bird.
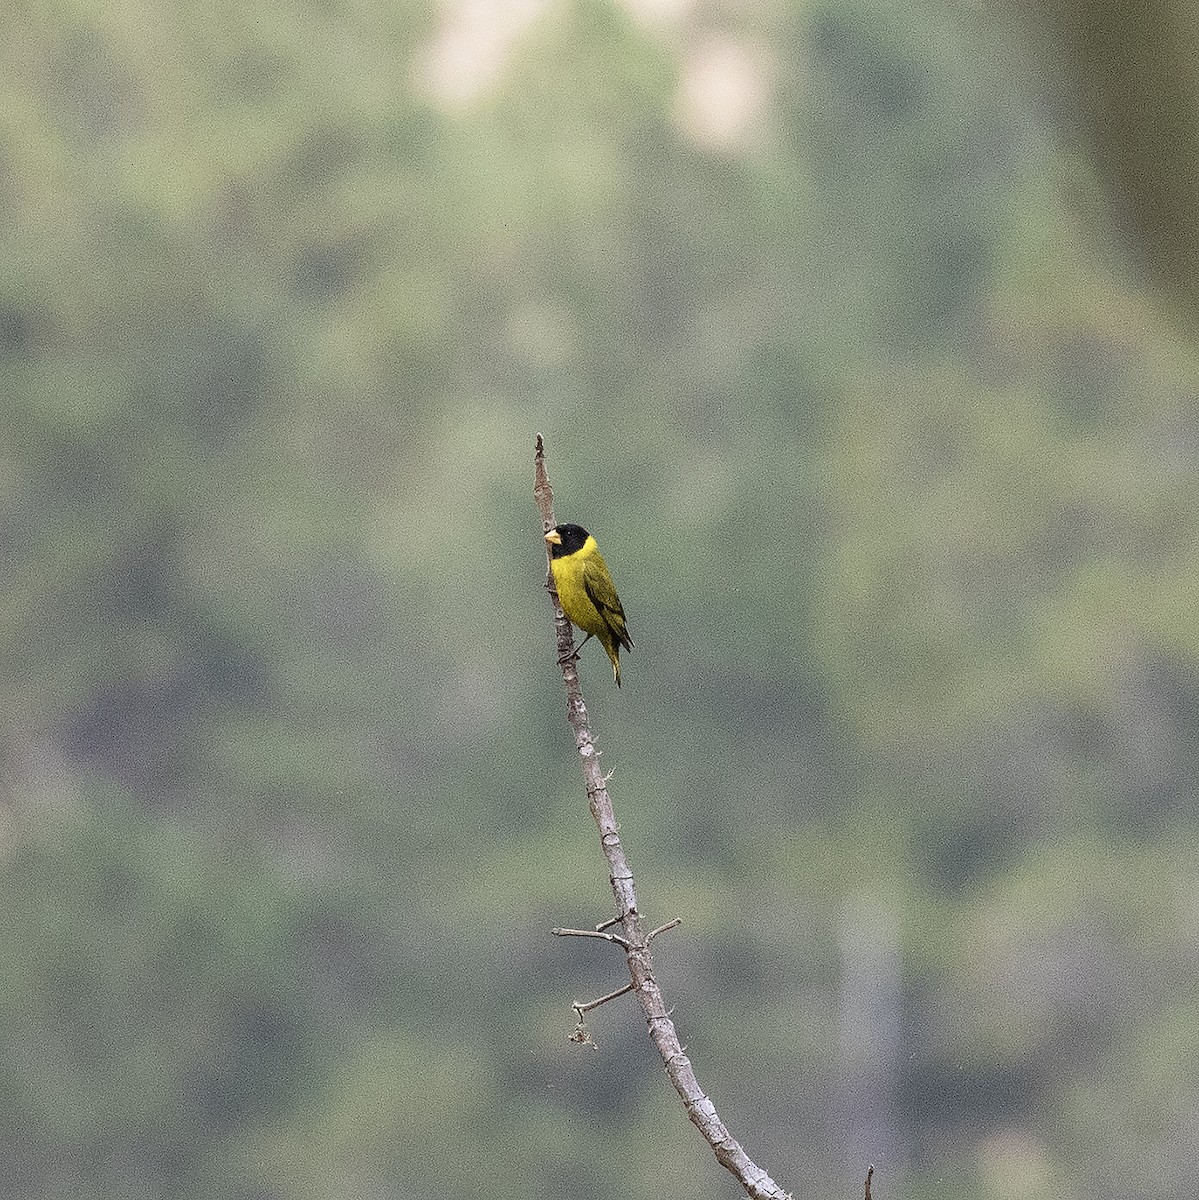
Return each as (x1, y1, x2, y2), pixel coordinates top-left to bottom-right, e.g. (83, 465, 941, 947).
(544, 522, 633, 686)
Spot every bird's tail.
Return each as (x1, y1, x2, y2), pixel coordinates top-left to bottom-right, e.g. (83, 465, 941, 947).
(603, 637, 622, 687)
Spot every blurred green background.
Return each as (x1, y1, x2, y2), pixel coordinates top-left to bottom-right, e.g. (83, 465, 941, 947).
(4, 0, 1199, 1197)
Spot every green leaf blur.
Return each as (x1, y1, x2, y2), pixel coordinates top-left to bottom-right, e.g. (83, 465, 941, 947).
(3, 0, 1198, 1197)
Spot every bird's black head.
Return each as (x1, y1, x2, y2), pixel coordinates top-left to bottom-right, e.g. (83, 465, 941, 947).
(546, 523, 590, 558)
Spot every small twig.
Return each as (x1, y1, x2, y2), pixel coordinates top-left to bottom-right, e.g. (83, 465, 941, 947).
(552, 926, 631, 950)
(536, 434, 790, 1200)
(568, 983, 636, 1048)
(574, 982, 635, 1017)
(647, 917, 682, 942)
(595, 915, 623, 933)
(865, 1165, 874, 1200)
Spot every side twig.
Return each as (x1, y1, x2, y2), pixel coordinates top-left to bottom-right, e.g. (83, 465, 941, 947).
(552, 926, 631, 949)
(647, 917, 683, 942)
(575, 983, 635, 1018)
(535, 433, 791, 1200)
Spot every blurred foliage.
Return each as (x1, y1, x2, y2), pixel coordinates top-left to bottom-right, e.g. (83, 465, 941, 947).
(2, 0, 1199, 1197)
(1006, 0, 1199, 322)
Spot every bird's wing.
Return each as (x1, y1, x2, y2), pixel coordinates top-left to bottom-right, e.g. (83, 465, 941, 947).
(583, 557, 633, 650)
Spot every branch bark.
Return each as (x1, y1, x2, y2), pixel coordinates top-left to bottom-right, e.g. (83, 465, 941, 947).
(534, 433, 792, 1200)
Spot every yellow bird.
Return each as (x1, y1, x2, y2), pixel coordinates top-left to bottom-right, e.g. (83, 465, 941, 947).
(544, 523, 633, 686)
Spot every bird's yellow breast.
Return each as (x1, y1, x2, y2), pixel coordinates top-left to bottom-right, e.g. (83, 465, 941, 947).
(550, 535, 607, 636)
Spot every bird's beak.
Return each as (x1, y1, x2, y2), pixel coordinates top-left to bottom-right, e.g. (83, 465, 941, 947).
(544, 529, 562, 545)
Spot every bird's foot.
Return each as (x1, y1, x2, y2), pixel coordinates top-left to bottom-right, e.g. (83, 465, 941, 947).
(557, 632, 592, 668)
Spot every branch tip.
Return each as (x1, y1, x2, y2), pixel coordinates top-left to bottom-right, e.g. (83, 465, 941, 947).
(865, 1165, 874, 1200)
(568, 981, 637, 1045)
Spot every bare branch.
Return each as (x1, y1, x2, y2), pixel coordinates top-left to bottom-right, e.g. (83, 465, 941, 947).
(865, 1166, 874, 1200)
(568, 984, 636, 1048)
(552, 926, 631, 950)
(535, 433, 791, 1200)
(647, 917, 683, 942)
(574, 982, 635, 1017)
